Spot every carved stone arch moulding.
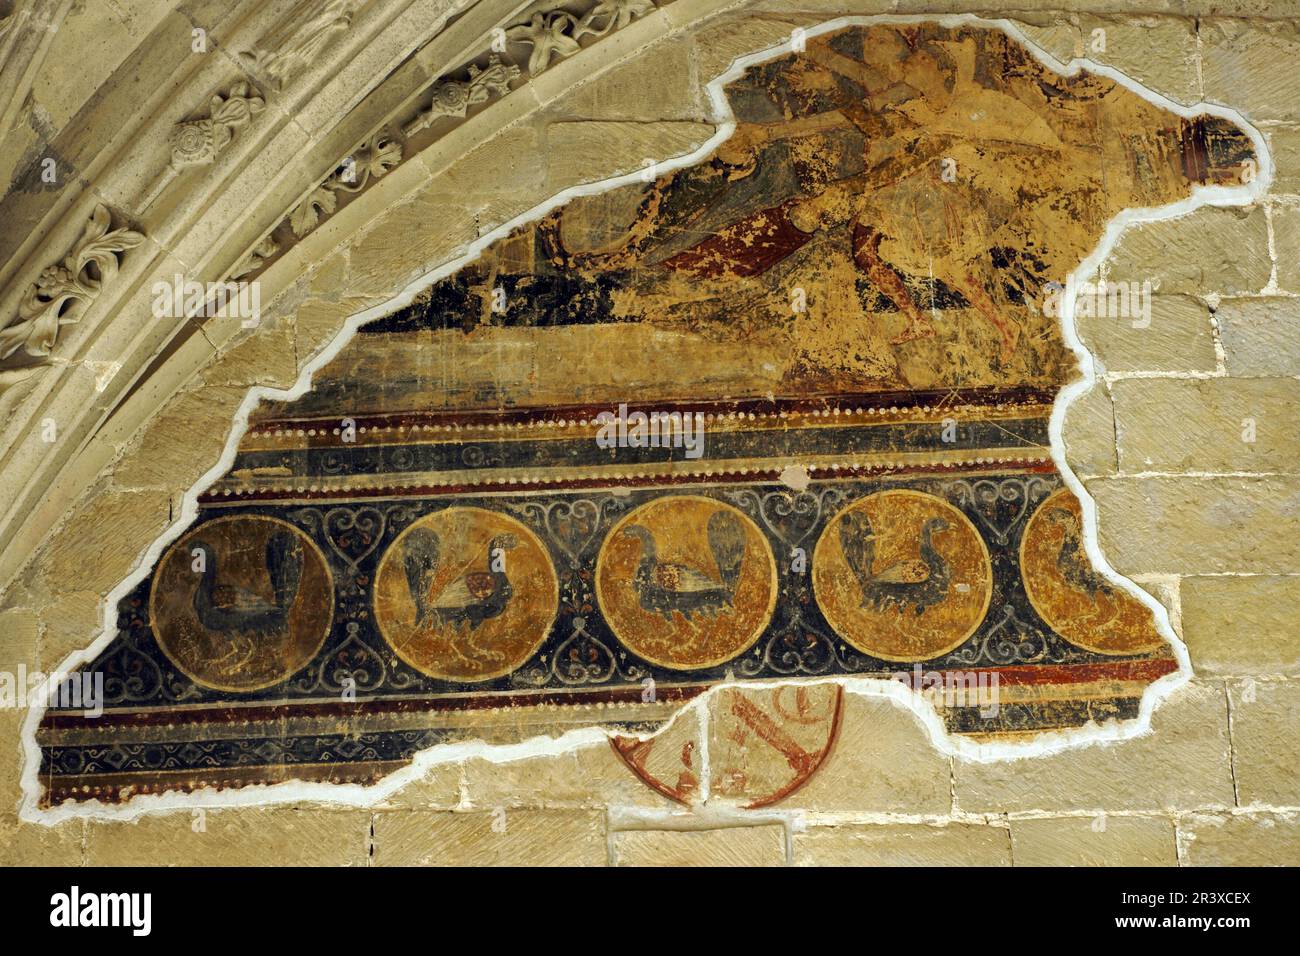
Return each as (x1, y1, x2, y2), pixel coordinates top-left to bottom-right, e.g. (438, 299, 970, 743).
(3, 0, 669, 589)
(16, 11, 1272, 819)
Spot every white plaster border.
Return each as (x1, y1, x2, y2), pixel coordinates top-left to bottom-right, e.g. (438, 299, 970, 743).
(20, 12, 1274, 825)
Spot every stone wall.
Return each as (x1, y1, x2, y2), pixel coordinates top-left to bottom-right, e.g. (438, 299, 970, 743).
(1, 1, 1297, 865)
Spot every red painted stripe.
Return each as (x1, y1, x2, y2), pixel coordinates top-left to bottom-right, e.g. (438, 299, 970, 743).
(41, 655, 1176, 733)
(928, 657, 1179, 686)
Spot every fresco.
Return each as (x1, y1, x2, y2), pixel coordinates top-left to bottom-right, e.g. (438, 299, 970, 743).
(37, 23, 1257, 808)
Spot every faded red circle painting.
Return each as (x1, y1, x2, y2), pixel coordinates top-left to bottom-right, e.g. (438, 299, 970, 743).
(610, 683, 843, 808)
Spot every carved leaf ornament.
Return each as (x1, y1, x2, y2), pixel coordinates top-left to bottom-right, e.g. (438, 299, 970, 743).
(0, 204, 144, 364)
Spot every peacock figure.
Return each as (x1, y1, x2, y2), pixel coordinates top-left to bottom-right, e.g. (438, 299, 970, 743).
(190, 531, 305, 669)
(839, 511, 951, 616)
(621, 510, 747, 622)
(403, 528, 518, 631)
(1045, 508, 1116, 597)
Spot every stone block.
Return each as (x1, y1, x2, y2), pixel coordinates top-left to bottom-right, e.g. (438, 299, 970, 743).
(1076, 15, 1199, 106)
(112, 386, 245, 489)
(545, 120, 715, 192)
(85, 809, 370, 866)
(37, 488, 172, 598)
(612, 824, 786, 866)
(795, 822, 1011, 866)
(1088, 476, 1300, 575)
(1181, 575, 1300, 676)
(1105, 206, 1270, 297)
(953, 681, 1234, 813)
(1112, 377, 1300, 474)
(551, 36, 706, 121)
(1180, 812, 1300, 865)
(1077, 295, 1216, 373)
(373, 809, 607, 866)
(1062, 382, 1118, 478)
(1216, 297, 1300, 376)
(1201, 19, 1300, 124)
(1271, 204, 1300, 292)
(1227, 679, 1300, 806)
(1009, 814, 1177, 866)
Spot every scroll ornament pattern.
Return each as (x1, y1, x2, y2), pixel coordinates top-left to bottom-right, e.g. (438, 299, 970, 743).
(0, 204, 144, 366)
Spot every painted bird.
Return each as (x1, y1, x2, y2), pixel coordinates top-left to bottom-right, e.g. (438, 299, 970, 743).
(191, 531, 304, 638)
(622, 510, 746, 622)
(403, 528, 518, 630)
(839, 512, 951, 616)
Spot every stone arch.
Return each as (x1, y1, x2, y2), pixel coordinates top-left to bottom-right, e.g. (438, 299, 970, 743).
(0, 2, 1288, 854)
(0, 0, 735, 592)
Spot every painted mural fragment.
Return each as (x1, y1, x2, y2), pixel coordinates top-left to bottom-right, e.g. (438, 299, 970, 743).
(37, 23, 1257, 809)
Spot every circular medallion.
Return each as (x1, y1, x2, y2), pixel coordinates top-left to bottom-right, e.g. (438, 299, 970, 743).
(813, 489, 992, 662)
(596, 496, 777, 670)
(150, 515, 333, 692)
(1020, 489, 1167, 656)
(374, 507, 558, 682)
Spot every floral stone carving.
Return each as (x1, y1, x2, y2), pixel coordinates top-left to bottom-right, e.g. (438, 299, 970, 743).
(507, 0, 656, 76)
(170, 82, 266, 169)
(0, 204, 144, 366)
(402, 54, 520, 138)
(289, 132, 403, 237)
